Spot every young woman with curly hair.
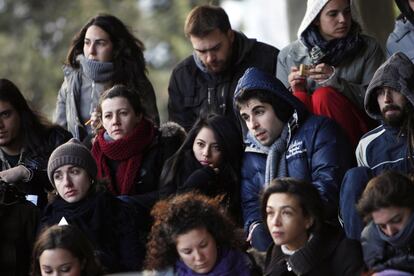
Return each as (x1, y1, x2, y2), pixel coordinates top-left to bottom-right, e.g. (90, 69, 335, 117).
(144, 192, 259, 275)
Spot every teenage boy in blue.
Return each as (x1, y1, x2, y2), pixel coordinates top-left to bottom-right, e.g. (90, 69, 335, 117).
(233, 67, 352, 251)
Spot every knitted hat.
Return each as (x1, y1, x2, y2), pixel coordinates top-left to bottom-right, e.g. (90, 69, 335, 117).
(47, 138, 97, 185)
(297, 0, 329, 38)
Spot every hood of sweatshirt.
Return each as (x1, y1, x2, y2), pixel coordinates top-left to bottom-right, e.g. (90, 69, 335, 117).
(365, 52, 414, 120)
(233, 67, 308, 142)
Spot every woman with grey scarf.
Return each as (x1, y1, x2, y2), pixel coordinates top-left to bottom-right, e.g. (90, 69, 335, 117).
(54, 14, 159, 145)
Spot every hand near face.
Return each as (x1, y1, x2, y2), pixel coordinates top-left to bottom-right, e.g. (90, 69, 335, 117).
(0, 165, 30, 183)
(308, 63, 334, 84)
(288, 66, 307, 92)
(88, 108, 102, 132)
(209, 163, 219, 174)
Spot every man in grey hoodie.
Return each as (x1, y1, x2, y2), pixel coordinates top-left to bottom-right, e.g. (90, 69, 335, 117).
(340, 52, 414, 240)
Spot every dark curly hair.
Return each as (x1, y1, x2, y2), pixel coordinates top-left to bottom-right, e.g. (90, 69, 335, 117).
(144, 192, 244, 270)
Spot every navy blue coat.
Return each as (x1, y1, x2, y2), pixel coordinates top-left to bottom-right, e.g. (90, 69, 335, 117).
(234, 68, 353, 250)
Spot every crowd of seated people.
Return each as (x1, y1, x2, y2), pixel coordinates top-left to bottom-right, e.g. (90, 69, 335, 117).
(3, 1, 414, 275)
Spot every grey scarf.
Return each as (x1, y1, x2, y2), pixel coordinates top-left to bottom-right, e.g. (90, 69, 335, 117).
(78, 55, 114, 82)
(248, 122, 291, 186)
(377, 211, 414, 248)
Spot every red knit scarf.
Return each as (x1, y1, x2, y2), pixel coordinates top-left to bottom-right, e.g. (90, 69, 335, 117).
(91, 118, 155, 195)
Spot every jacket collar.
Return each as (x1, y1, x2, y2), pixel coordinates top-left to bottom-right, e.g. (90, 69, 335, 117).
(265, 225, 343, 275)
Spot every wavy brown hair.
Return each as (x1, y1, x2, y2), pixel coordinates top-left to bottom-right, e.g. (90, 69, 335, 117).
(65, 13, 148, 91)
(144, 192, 244, 270)
(357, 170, 414, 222)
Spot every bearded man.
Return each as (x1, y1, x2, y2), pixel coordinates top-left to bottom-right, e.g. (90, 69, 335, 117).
(340, 52, 414, 240)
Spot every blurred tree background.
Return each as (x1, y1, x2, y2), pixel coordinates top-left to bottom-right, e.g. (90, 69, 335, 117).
(0, 0, 219, 122)
(0, 0, 397, 123)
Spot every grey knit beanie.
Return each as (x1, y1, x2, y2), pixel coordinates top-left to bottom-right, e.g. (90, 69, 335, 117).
(47, 138, 97, 185)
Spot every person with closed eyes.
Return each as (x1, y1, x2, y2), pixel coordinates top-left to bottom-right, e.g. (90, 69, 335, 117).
(144, 192, 260, 276)
(32, 225, 103, 276)
(358, 171, 414, 275)
(159, 113, 243, 222)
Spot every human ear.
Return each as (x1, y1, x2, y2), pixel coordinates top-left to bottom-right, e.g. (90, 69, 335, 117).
(305, 217, 314, 230)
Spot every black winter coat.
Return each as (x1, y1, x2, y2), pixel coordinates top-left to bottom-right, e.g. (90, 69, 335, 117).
(168, 31, 279, 131)
(0, 200, 39, 276)
(159, 150, 241, 222)
(40, 190, 145, 273)
(4, 126, 72, 209)
(264, 224, 364, 276)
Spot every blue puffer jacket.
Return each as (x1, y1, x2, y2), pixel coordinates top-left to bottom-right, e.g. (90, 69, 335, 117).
(234, 68, 353, 251)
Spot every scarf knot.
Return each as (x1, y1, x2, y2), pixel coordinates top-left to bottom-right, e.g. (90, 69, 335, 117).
(300, 24, 363, 66)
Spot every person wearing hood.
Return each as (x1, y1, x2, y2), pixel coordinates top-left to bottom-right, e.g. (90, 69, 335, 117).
(168, 4, 279, 132)
(233, 67, 352, 251)
(277, 0, 384, 147)
(357, 171, 414, 275)
(340, 52, 414, 241)
(54, 14, 159, 144)
(387, 0, 414, 61)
